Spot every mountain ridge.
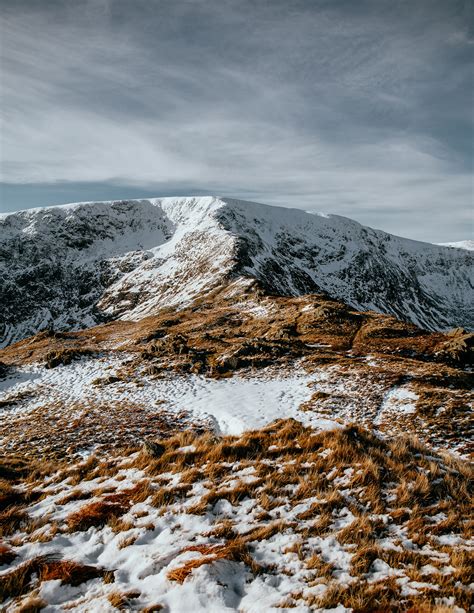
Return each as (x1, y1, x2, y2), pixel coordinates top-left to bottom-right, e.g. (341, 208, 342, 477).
(1, 196, 472, 347)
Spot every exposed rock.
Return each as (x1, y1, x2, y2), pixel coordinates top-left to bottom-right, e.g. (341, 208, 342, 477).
(1, 197, 472, 348)
(142, 440, 166, 458)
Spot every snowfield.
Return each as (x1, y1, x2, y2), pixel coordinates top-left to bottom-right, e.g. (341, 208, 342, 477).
(0, 355, 338, 437)
(1, 344, 471, 458)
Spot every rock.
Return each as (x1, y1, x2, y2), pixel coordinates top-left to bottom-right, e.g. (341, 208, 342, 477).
(0, 361, 9, 379)
(142, 440, 166, 458)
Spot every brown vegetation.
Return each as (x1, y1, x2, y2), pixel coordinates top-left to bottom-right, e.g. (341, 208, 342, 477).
(0, 418, 472, 610)
(167, 539, 263, 583)
(66, 500, 129, 532)
(1, 287, 471, 459)
(0, 556, 109, 602)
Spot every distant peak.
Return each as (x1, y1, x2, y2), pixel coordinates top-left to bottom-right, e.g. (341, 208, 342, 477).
(437, 240, 474, 251)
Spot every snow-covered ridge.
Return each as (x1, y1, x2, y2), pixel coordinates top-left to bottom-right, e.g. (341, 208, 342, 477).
(437, 240, 474, 251)
(1, 196, 473, 346)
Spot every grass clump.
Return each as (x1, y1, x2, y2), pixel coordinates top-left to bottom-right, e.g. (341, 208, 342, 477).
(66, 500, 129, 532)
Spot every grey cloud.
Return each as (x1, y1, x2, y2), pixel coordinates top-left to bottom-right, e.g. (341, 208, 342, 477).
(0, 0, 472, 242)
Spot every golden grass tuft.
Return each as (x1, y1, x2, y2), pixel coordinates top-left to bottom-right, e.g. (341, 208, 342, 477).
(15, 595, 47, 612)
(38, 559, 108, 585)
(107, 589, 140, 608)
(66, 499, 129, 532)
(167, 538, 262, 584)
(0, 556, 109, 603)
(0, 506, 30, 537)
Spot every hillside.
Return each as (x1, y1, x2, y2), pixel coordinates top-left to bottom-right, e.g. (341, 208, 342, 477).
(1, 420, 472, 612)
(1, 196, 473, 347)
(1, 287, 472, 458)
(1, 197, 472, 612)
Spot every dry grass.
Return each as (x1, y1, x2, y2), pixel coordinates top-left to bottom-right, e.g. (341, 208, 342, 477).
(167, 538, 263, 584)
(205, 519, 236, 540)
(308, 577, 401, 611)
(117, 533, 138, 549)
(15, 595, 47, 612)
(0, 543, 17, 566)
(107, 589, 140, 608)
(243, 520, 291, 543)
(336, 515, 375, 545)
(151, 485, 190, 508)
(0, 478, 42, 511)
(306, 553, 334, 578)
(56, 489, 94, 505)
(0, 556, 109, 603)
(1, 418, 472, 610)
(3, 288, 471, 458)
(44, 347, 94, 369)
(66, 500, 129, 532)
(0, 506, 30, 537)
(38, 560, 108, 585)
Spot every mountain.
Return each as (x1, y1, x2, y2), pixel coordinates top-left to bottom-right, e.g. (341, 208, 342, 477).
(438, 240, 474, 251)
(1, 196, 473, 613)
(1, 196, 472, 347)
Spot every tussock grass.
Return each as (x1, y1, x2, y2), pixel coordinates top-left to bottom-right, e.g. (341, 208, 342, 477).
(0, 556, 109, 602)
(0, 543, 17, 566)
(56, 489, 94, 505)
(66, 500, 129, 532)
(15, 595, 47, 612)
(0, 507, 30, 537)
(44, 347, 94, 369)
(167, 538, 263, 584)
(1, 418, 472, 610)
(308, 577, 401, 611)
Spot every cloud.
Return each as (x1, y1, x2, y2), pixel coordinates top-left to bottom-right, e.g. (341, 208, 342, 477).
(0, 0, 472, 241)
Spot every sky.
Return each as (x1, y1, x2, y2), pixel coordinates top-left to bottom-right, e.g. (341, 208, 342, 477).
(0, 0, 472, 242)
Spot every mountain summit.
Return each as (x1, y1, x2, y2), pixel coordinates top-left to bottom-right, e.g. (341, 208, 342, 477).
(1, 196, 472, 346)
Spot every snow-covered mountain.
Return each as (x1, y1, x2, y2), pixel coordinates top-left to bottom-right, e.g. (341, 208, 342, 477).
(1, 196, 472, 346)
(438, 240, 474, 251)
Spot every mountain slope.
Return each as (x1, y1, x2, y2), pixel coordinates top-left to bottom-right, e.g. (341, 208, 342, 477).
(438, 240, 474, 251)
(1, 196, 472, 346)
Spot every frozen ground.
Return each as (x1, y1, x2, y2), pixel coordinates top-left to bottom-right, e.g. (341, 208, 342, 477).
(374, 385, 419, 425)
(0, 356, 337, 438)
(0, 351, 471, 457)
(1, 420, 472, 612)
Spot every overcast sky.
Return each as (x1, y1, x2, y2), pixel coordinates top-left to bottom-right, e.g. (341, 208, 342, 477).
(0, 0, 472, 242)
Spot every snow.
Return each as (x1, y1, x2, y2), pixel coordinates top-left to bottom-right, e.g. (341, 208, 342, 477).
(2, 416, 473, 611)
(4, 467, 321, 611)
(0, 355, 340, 437)
(437, 240, 474, 251)
(366, 558, 405, 582)
(2, 196, 473, 348)
(309, 536, 354, 584)
(151, 371, 334, 435)
(374, 385, 419, 425)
